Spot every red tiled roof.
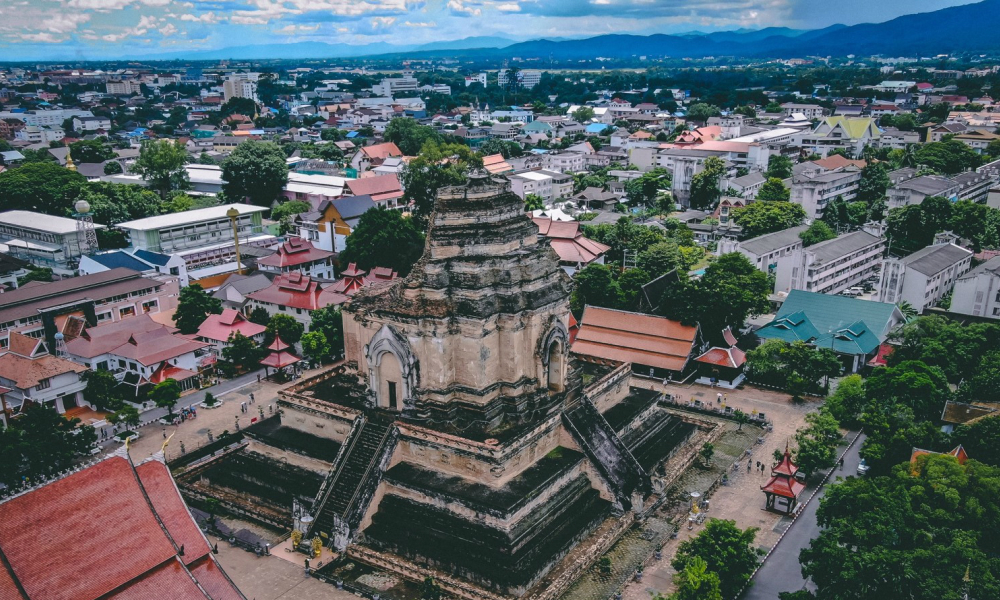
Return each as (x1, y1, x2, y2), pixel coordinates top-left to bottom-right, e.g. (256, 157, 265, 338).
(65, 314, 173, 359)
(105, 559, 210, 600)
(761, 473, 806, 499)
(361, 142, 402, 161)
(812, 154, 866, 171)
(261, 350, 300, 369)
(694, 346, 746, 369)
(256, 238, 333, 269)
(102, 327, 209, 367)
(189, 557, 244, 600)
(6, 332, 42, 358)
(772, 448, 799, 477)
(345, 173, 402, 199)
(196, 309, 266, 343)
(571, 306, 698, 372)
(135, 460, 211, 564)
(533, 217, 610, 264)
(266, 336, 290, 352)
(247, 273, 324, 311)
(0, 352, 87, 389)
(149, 364, 199, 384)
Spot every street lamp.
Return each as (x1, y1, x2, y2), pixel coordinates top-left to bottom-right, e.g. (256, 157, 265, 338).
(226, 207, 242, 275)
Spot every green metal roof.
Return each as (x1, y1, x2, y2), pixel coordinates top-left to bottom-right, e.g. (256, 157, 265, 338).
(757, 290, 899, 356)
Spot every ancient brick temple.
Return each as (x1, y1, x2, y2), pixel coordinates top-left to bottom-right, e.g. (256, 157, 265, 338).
(185, 174, 701, 598)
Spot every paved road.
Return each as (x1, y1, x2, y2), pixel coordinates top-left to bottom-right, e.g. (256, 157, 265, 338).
(743, 433, 866, 600)
(95, 368, 267, 443)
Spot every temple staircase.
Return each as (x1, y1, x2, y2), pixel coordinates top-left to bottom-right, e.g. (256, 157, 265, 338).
(562, 399, 649, 510)
(308, 414, 398, 550)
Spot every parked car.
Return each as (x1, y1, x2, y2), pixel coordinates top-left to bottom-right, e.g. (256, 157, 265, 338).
(857, 459, 869, 476)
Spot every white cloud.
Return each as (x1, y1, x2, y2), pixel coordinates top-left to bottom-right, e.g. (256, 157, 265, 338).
(275, 23, 321, 34)
(496, 2, 520, 11)
(371, 16, 396, 29)
(159, 22, 178, 36)
(404, 20, 435, 26)
(179, 11, 219, 23)
(20, 32, 64, 42)
(447, 0, 481, 16)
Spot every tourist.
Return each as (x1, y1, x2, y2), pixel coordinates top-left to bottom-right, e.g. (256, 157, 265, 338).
(717, 392, 722, 404)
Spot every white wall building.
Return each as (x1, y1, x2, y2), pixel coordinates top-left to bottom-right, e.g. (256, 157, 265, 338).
(791, 168, 862, 220)
(950, 256, 1000, 320)
(508, 170, 574, 202)
(775, 230, 885, 295)
(0, 210, 106, 276)
(717, 225, 807, 276)
(878, 243, 973, 312)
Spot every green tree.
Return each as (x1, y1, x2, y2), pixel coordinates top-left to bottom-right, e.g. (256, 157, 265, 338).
(731, 201, 805, 238)
(421, 576, 443, 600)
(824, 374, 866, 425)
(689, 157, 726, 210)
(660, 253, 769, 342)
(108, 405, 141, 433)
(17, 267, 53, 287)
(133, 139, 190, 198)
(80, 369, 125, 412)
(699, 442, 715, 466)
(887, 316, 1000, 385)
(300, 331, 331, 364)
(638, 241, 685, 278)
(69, 139, 115, 163)
(221, 331, 262, 371)
(309, 307, 344, 358)
(248, 306, 270, 326)
(103, 161, 123, 175)
(339, 207, 425, 276)
(672, 519, 763, 599)
(666, 556, 722, 600)
(867, 360, 951, 421)
(686, 103, 721, 122)
(855, 161, 890, 205)
(618, 268, 651, 310)
(744, 339, 840, 397)
(798, 221, 836, 247)
(572, 106, 595, 122)
(953, 415, 1000, 467)
(915, 138, 983, 175)
(271, 200, 312, 234)
(150, 379, 181, 416)
(401, 141, 482, 224)
(0, 404, 97, 488)
(0, 162, 86, 214)
(794, 408, 841, 475)
(570, 263, 622, 316)
(265, 313, 304, 346)
(220, 141, 289, 207)
(219, 97, 258, 120)
(766, 155, 794, 180)
(174, 283, 223, 335)
(626, 169, 670, 208)
(957, 351, 1000, 403)
(383, 118, 444, 156)
(756, 177, 791, 202)
(524, 193, 545, 211)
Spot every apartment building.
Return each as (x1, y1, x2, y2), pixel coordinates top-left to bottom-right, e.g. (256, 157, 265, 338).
(498, 69, 541, 89)
(951, 256, 1000, 320)
(72, 115, 111, 131)
(0, 210, 106, 276)
(953, 171, 999, 203)
(878, 243, 973, 312)
(717, 225, 808, 276)
(372, 74, 419, 97)
(791, 167, 862, 219)
(115, 204, 276, 268)
(0, 109, 93, 127)
(508, 170, 574, 202)
(887, 175, 960, 209)
(780, 103, 826, 119)
(14, 125, 64, 144)
(222, 72, 259, 102)
(775, 230, 885, 295)
(877, 127, 922, 150)
(106, 80, 143, 95)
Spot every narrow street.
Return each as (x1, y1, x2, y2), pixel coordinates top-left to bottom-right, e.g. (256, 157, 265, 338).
(742, 433, 866, 599)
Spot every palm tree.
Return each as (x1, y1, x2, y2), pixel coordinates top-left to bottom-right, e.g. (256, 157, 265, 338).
(897, 301, 918, 322)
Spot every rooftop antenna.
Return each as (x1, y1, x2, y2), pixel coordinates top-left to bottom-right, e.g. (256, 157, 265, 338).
(73, 199, 99, 256)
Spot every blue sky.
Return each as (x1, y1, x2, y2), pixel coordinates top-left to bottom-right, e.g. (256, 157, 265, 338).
(0, 0, 980, 59)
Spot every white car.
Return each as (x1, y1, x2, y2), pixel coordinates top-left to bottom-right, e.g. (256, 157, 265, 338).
(856, 459, 869, 476)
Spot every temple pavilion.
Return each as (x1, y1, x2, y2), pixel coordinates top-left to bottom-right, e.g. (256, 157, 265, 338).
(761, 445, 806, 514)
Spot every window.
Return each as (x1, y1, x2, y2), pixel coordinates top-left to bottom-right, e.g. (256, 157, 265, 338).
(36, 378, 51, 391)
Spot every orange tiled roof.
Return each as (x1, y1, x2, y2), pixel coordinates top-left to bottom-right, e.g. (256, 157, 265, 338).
(571, 306, 698, 372)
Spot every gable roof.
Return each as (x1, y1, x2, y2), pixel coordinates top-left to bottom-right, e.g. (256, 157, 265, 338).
(739, 225, 808, 257)
(756, 290, 900, 356)
(532, 217, 610, 264)
(0, 455, 244, 600)
(345, 173, 402, 200)
(132, 248, 173, 267)
(257, 238, 333, 269)
(360, 141, 402, 161)
(0, 352, 87, 389)
(196, 309, 266, 343)
(571, 305, 698, 372)
(326, 194, 376, 222)
(89, 251, 154, 272)
(902, 243, 972, 276)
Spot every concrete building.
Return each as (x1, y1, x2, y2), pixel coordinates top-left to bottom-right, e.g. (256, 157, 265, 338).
(371, 74, 419, 97)
(877, 127, 922, 150)
(791, 167, 862, 220)
(878, 243, 973, 312)
(0, 108, 92, 127)
(105, 80, 142, 95)
(498, 69, 541, 89)
(508, 169, 574, 202)
(222, 72, 259, 102)
(465, 72, 488, 87)
(950, 256, 1000, 319)
(717, 225, 807, 276)
(115, 204, 275, 269)
(14, 125, 64, 144)
(780, 103, 826, 119)
(0, 332, 88, 418)
(887, 175, 960, 209)
(72, 115, 111, 131)
(0, 210, 106, 276)
(776, 230, 885, 295)
(792, 116, 881, 158)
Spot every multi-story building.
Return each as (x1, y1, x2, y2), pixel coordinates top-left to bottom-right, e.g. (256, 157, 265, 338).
(0, 210, 106, 276)
(792, 116, 881, 157)
(498, 69, 541, 89)
(878, 243, 973, 313)
(0, 267, 179, 352)
(0, 109, 93, 127)
(222, 72, 259, 102)
(115, 204, 276, 269)
(14, 125, 64, 144)
(877, 127, 922, 150)
(717, 225, 808, 276)
(775, 230, 885, 295)
(106, 80, 142, 95)
(887, 175, 960, 209)
(0, 332, 88, 419)
(371, 74, 419, 97)
(544, 151, 587, 173)
(464, 73, 488, 87)
(791, 167, 862, 220)
(257, 237, 336, 280)
(951, 256, 1000, 319)
(780, 103, 826, 119)
(953, 171, 999, 203)
(508, 169, 574, 202)
(72, 115, 111, 131)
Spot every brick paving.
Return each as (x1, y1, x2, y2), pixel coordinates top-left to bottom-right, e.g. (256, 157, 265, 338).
(214, 540, 360, 600)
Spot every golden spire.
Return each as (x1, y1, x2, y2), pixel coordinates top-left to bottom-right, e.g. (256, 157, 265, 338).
(65, 149, 77, 172)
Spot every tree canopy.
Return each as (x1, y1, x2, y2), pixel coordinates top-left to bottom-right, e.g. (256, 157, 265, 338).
(174, 283, 223, 335)
(0, 162, 86, 215)
(732, 201, 805, 238)
(69, 139, 116, 164)
(671, 518, 763, 599)
(221, 141, 289, 207)
(689, 157, 726, 210)
(799, 220, 837, 247)
(0, 404, 97, 489)
(133, 139, 189, 198)
(264, 313, 304, 346)
(914, 138, 983, 175)
(765, 155, 794, 180)
(744, 339, 840, 398)
(401, 141, 482, 224)
(755, 177, 791, 202)
(570, 263, 623, 316)
(339, 207, 425, 276)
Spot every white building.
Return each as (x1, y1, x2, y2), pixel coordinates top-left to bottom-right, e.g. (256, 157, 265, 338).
(14, 125, 64, 144)
(106, 80, 142, 95)
(780, 103, 826, 119)
(372, 74, 419, 97)
(498, 69, 541, 89)
(508, 170, 574, 202)
(0, 210, 105, 276)
(887, 175, 960, 209)
(775, 230, 885, 295)
(0, 109, 93, 127)
(72, 116, 112, 131)
(878, 243, 973, 312)
(950, 256, 1000, 320)
(0, 333, 88, 421)
(791, 168, 863, 220)
(115, 204, 276, 269)
(874, 80, 917, 93)
(717, 225, 808, 276)
(222, 72, 259, 102)
(465, 73, 488, 87)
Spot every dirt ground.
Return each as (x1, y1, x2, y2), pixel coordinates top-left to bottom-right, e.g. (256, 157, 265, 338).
(622, 379, 817, 600)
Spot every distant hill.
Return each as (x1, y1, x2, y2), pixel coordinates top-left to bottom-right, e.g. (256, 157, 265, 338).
(415, 36, 515, 52)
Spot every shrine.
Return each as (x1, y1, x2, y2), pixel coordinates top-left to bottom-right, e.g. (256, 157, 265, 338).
(761, 445, 806, 514)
